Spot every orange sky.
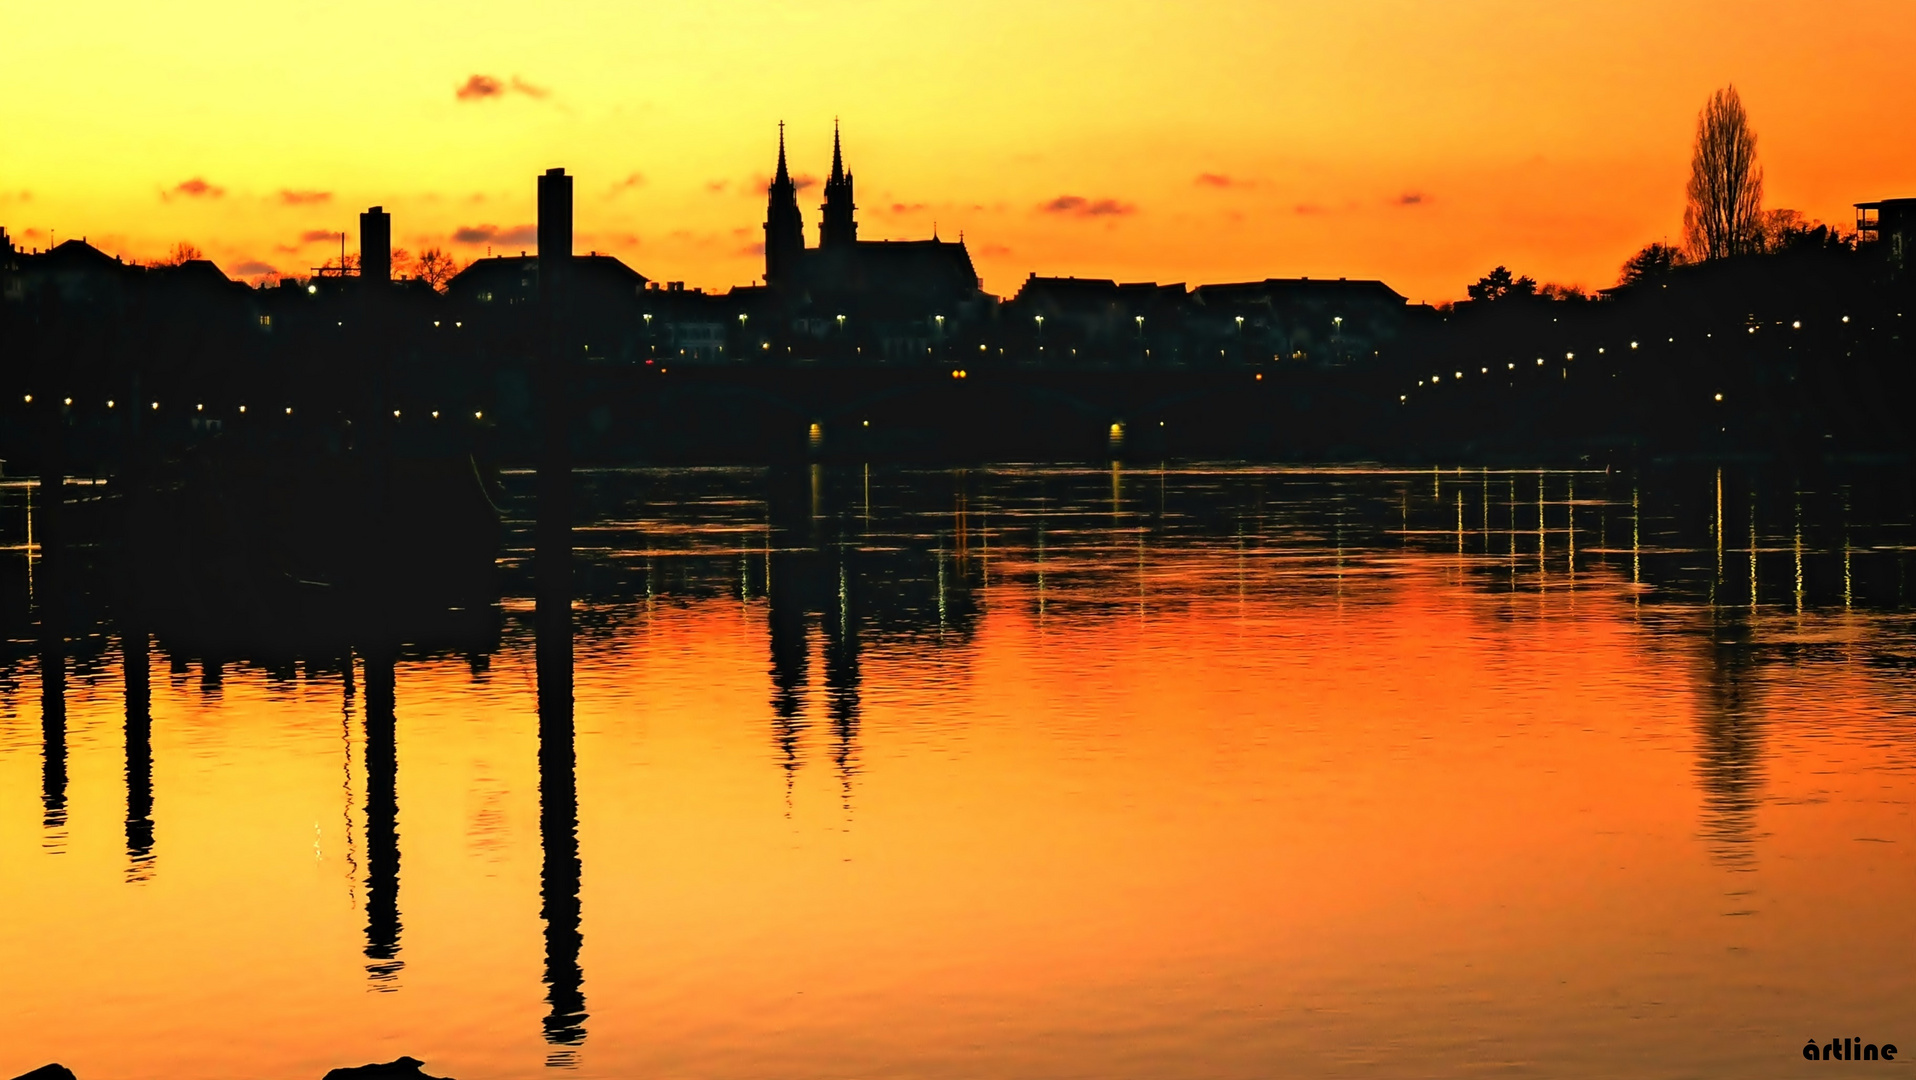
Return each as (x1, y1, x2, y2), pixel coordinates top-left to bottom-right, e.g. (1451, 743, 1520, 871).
(4, 0, 1915, 302)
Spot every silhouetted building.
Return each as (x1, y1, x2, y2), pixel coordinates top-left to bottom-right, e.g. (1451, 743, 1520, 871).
(1856, 198, 1916, 274)
(361, 207, 392, 284)
(758, 124, 992, 362)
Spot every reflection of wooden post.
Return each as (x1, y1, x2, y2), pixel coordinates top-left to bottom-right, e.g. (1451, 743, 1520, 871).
(361, 650, 403, 985)
(37, 403, 66, 837)
(38, 575, 66, 839)
(534, 167, 586, 1052)
(124, 630, 154, 878)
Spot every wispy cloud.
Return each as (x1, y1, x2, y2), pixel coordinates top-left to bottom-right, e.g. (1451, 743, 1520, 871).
(1395, 191, 1432, 206)
(279, 189, 332, 205)
(1195, 173, 1257, 189)
(1294, 203, 1326, 216)
(457, 75, 505, 100)
(887, 202, 928, 214)
(452, 223, 537, 247)
(1041, 195, 1135, 218)
(232, 259, 277, 277)
(609, 172, 646, 196)
(751, 173, 818, 195)
(164, 177, 225, 201)
(299, 229, 341, 244)
(456, 74, 552, 102)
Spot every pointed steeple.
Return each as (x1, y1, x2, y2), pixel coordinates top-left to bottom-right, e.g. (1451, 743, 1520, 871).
(764, 121, 806, 287)
(821, 118, 857, 249)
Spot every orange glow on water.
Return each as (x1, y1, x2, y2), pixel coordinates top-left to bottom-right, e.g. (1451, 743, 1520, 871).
(1, 466, 1912, 1077)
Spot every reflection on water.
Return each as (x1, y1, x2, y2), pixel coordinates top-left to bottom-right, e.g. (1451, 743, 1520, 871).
(0, 464, 1913, 1079)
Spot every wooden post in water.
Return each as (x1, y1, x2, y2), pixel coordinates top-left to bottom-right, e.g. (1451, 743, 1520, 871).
(534, 166, 586, 1054)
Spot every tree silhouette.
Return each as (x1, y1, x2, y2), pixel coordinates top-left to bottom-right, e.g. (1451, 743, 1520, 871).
(1618, 242, 1684, 286)
(1466, 265, 1537, 302)
(1683, 86, 1764, 261)
(414, 247, 461, 291)
(156, 241, 203, 267)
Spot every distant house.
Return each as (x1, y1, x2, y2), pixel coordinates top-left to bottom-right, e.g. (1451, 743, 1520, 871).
(1856, 198, 1916, 274)
(448, 252, 650, 363)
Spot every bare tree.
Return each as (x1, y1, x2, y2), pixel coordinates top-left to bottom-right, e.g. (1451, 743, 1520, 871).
(155, 241, 203, 267)
(1683, 86, 1764, 261)
(414, 247, 462, 292)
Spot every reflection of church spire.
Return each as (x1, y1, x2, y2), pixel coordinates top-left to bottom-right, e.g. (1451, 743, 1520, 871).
(820, 118, 857, 249)
(362, 651, 403, 987)
(824, 551, 861, 808)
(768, 549, 810, 807)
(764, 121, 805, 288)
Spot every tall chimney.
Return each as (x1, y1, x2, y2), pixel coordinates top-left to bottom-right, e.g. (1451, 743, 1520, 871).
(537, 169, 572, 287)
(359, 206, 391, 283)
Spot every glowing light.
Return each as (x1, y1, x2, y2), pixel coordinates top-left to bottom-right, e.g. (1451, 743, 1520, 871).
(1714, 392, 1723, 401)
(1630, 341, 1638, 348)
(284, 407, 292, 415)
(393, 410, 401, 418)
(474, 411, 483, 419)
(63, 398, 71, 406)
(22, 395, 30, 403)
(1792, 321, 1800, 328)
(238, 405, 246, 413)
(150, 402, 158, 410)
(307, 285, 317, 294)
(1842, 316, 1851, 323)
(1536, 358, 1544, 365)
(431, 410, 440, 418)
(107, 399, 115, 408)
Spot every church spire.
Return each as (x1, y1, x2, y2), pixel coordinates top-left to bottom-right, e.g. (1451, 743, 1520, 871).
(764, 121, 805, 287)
(829, 117, 845, 184)
(820, 117, 857, 248)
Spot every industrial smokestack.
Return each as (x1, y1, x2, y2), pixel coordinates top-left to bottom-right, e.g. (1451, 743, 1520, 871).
(537, 169, 572, 291)
(360, 206, 391, 283)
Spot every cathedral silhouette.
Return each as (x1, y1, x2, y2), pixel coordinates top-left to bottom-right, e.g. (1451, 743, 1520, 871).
(762, 122, 986, 328)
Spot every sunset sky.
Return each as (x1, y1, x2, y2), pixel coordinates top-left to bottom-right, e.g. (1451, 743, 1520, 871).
(4, 0, 1914, 302)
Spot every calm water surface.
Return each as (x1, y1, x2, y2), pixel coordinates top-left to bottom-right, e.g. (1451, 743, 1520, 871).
(2, 465, 1913, 1078)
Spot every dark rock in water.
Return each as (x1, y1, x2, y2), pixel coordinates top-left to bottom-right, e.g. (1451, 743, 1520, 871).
(9, 1067, 78, 1080)
(321, 1058, 450, 1080)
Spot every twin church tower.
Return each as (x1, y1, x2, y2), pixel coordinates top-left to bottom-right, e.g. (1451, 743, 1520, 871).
(764, 120, 859, 287)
